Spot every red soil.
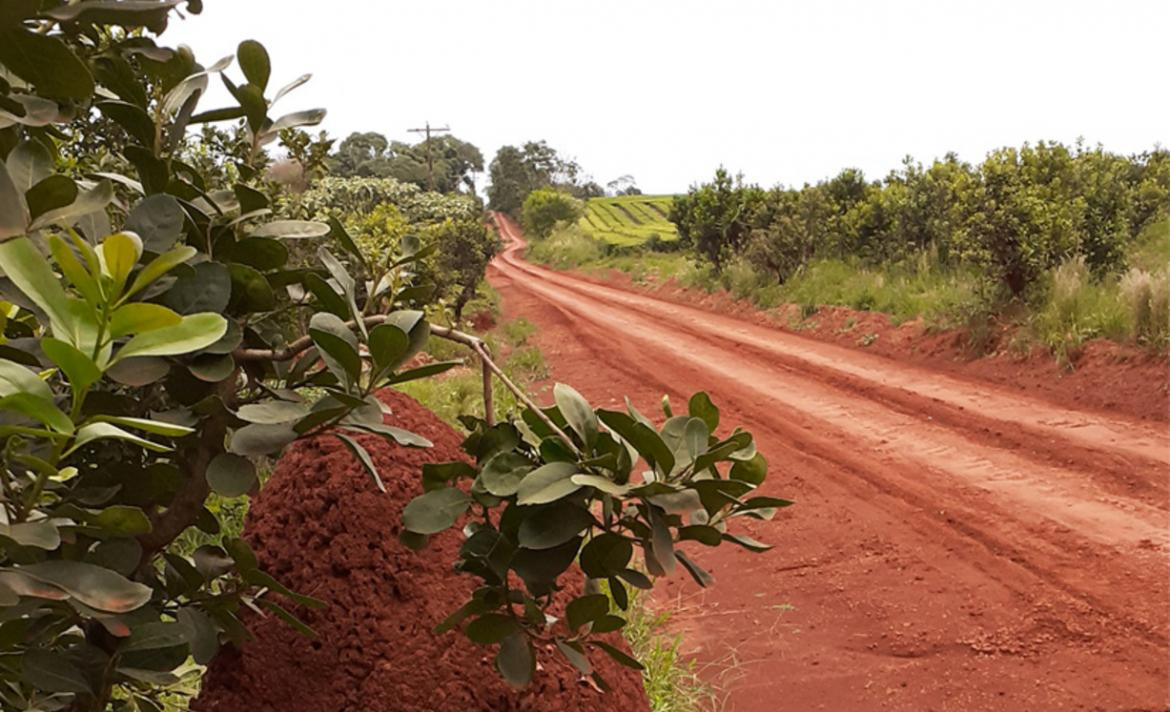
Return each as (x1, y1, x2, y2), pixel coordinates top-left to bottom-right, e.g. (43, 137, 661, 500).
(488, 213, 1170, 712)
(576, 268, 1169, 424)
(194, 389, 648, 712)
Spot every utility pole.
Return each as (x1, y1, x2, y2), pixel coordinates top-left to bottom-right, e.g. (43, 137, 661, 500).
(407, 121, 451, 192)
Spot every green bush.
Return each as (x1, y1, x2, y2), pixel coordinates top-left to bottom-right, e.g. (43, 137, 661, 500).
(521, 187, 584, 240)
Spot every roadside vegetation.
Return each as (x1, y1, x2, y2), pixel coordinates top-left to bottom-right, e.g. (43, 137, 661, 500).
(525, 145, 1170, 360)
(0, 3, 783, 710)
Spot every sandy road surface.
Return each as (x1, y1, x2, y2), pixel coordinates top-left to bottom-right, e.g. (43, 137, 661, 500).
(487, 214, 1170, 711)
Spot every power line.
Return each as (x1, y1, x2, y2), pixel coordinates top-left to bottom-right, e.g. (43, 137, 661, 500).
(407, 121, 451, 192)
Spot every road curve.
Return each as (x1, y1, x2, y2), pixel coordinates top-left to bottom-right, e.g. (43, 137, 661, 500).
(487, 214, 1170, 712)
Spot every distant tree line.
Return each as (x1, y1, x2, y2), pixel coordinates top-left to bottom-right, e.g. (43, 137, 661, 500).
(330, 131, 485, 194)
(487, 140, 606, 217)
(670, 142, 1170, 297)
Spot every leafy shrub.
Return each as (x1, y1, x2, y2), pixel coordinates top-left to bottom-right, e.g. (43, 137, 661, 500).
(402, 387, 783, 688)
(521, 188, 584, 240)
(0, 6, 782, 707)
(670, 168, 765, 272)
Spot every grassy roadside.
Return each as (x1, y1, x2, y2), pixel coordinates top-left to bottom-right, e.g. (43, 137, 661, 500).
(527, 218, 1170, 361)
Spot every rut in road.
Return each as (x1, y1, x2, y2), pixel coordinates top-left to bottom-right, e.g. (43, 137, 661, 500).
(488, 214, 1170, 711)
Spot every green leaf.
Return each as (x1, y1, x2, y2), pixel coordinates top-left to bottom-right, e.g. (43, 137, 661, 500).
(385, 360, 460, 385)
(597, 409, 674, 476)
(556, 639, 592, 675)
(589, 640, 644, 671)
(106, 356, 169, 386)
(114, 313, 227, 362)
(236, 401, 310, 424)
(0, 28, 94, 100)
(257, 598, 316, 638)
(678, 525, 722, 546)
(326, 216, 364, 264)
(109, 303, 181, 338)
(93, 505, 152, 536)
(193, 352, 236, 382)
(189, 352, 235, 382)
(510, 536, 581, 590)
(518, 502, 593, 550)
(29, 180, 114, 232)
(566, 594, 610, 630)
(228, 263, 275, 312)
(335, 433, 384, 493)
(647, 509, 675, 576)
(309, 312, 361, 387)
(721, 532, 772, 552)
(0, 358, 52, 401)
(579, 533, 633, 578)
(0, 237, 73, 339)
(554, 383, 597, 449)
(164, 262, 230, 314)
(237, 40, 271, 91)
(480, 452, 533, 497)
(6, 140, 52, 194)
(176, 608, 219, 665)
(126, 194, 186, 253)
(231, 236, 288, 271)
(47, 234, 100, 304)
(368, 323, 410, 373)
(730, 452, 768, 485)
(122, 621, 188, 654)
(12, 560, 152, 613)
(21, 648, 92, 694)
(250, 220, 330, 239)
(688, 392, 720, 432)
(97, 100, 155, 146)
(272, 73, 311, 105)
(205, 453, 256, 498)
(126, 245, 197, 299)
(229, 423, 296, 457)
(515, 461, 580, 505)
(0, 161, 28, 240)
(345, 422, 433, 448)
(0, 393, 72, 433)
(0, 521, 60, 550)
(497, 632, 534, 689)
(464, 613, 517, 644)
(617, 568, 652, 590)
(402, 487, 471, 535)
(66, 422, 168, 456)
(570, 473, 630, 497)
(264, 108, 327, 136)
(674, 550, 714, 587)
(26, 176, 79, 222)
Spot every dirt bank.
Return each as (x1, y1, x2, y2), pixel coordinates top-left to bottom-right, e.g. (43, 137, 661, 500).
(195, 389, 649, 712)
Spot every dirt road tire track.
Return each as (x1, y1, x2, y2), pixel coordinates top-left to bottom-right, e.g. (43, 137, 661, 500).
(487, 214, 1169, 711)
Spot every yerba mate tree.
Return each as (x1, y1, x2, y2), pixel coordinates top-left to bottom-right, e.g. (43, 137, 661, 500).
(0, 1, 784, 708)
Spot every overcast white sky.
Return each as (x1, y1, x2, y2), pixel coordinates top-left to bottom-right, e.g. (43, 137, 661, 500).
(166, 0, 1168, 194)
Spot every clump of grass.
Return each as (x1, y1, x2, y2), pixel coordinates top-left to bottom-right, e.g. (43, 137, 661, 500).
(501, 317, 537, 347)
(1120, 267, 1170, 347)
(1030, 256, 1131, 361)
(527, 223, 606, 269)
(602, 584, 716, 712)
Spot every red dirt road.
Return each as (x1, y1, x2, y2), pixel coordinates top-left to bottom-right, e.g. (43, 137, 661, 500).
(487, 215, 1170, 711)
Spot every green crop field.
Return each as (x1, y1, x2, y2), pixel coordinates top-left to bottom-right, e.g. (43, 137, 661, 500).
(580, 195, 679, 245)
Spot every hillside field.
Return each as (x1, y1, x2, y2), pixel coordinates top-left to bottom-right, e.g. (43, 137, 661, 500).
(579, 195, 679, 245)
